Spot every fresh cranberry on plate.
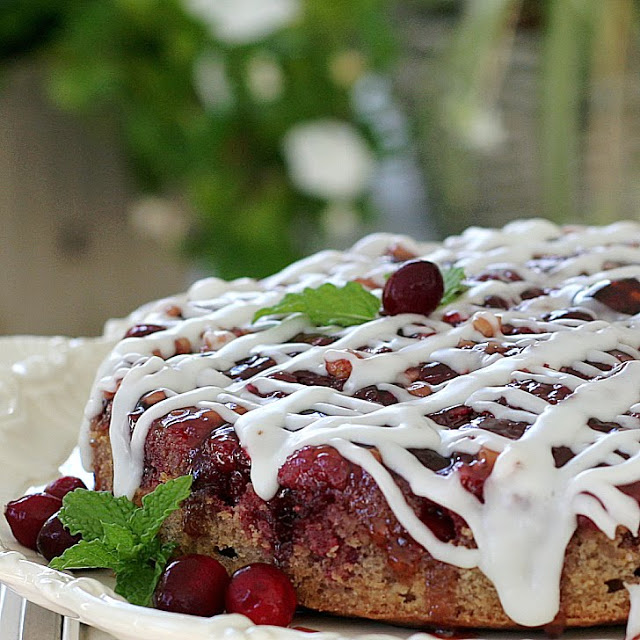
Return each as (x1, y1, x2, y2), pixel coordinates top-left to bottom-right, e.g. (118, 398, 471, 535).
(4, 493, 62, 550)
(225, 563, 297, 626)
(44, 476, 87, 499)
(153, 554, 229, 616)
(36, 514, 82, 561)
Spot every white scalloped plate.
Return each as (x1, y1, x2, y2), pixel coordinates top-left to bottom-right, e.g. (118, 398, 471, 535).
(0, 336, 627, 640)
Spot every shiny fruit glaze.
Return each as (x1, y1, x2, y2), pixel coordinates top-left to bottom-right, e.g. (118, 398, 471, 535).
(124, 324, 166, 338)
(588, 278, 640, 315)
(142, 407, 227, 487)
(382, 260, 444, 316)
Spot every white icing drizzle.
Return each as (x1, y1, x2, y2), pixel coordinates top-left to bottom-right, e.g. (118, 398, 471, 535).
(79, 219, 640, 628)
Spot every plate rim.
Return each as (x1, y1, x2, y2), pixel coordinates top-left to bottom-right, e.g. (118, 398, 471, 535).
(0, 335, 426, 640)
(0, 335, 626, 640)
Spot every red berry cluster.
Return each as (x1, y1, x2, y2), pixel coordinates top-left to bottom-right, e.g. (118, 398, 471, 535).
(4, 477, 298, 626)
(155, 557, 297, 625)
(4, 476, 86, 559)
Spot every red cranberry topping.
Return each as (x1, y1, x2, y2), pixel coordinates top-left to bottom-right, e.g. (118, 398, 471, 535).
(455, 449, 497, 502)
(587, 278, 640, 315)
(143, 408, 225, 487)
(544, 308, 595, 322)
(552, 446, 574, 468)
(279, 446, 351, 498)
(442, 310, 467, 326)
(409, 448, 452, 472)
(473, 415, 528, 440)
(559, 365, 589, 380)
(191, 426, 250, 504)
(225, 563, 297, 626)
(520, 287, 545, 300)
(588, 417, 622, 433)
(36, 514, 82, 561)
(290, 333, 337, 347)
(418, 362, 458, 385)
(482, 295, 510, 310)
(419, 500, 455, 542)
(382, 260, 445, 316)
(292, 370, 345, 390)
(44, 476, 87, 499)
(509, 380, 572, 405)
(619, 481, 640, 505)
(4, 493, 62, 550)
(475, 269, 522, 283)
(124, 323, 166, 339)
(352, 386, 398, 405)
(225, 355, 276, 380)
(500, 323, 537, 336)
(153, 554, 229, 616)
(429, 405, 477, 429)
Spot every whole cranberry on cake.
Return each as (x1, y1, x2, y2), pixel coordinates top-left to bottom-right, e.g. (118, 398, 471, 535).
(82, 219, 640, 629)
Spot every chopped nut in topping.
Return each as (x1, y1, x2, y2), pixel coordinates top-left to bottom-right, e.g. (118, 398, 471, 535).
(407, 381, 433, 397)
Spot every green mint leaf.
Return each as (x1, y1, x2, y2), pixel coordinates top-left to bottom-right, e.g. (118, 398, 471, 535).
(58, 489, 136, 540)
(114, 559, 161, 607)
(101, 522, 137, 556)
(49, 539, 119, 571)
(253, 281, 380, 327)
(114, 540, 176, 607)
(439, 266, 469, 307)
(129, 475, 193, 544)
(49, 476, 193, 607)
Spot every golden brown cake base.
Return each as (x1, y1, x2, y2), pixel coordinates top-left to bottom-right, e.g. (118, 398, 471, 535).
(89, 426, 640, 630)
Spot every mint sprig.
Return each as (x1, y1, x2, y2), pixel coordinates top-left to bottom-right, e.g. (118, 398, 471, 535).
(439, 266, 468, 307)
(253, 281, 380, 327)
(253, 266, 468, 328)
(49, 475, 192, 606)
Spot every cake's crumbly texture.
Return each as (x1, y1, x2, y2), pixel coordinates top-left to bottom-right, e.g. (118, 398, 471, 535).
(87, 224, 640, 630)
(90, 424, 640, 629)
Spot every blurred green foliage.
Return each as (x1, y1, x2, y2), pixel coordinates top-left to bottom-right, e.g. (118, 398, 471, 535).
(414, 0, 640, 234)
(0, 0, 396, 278)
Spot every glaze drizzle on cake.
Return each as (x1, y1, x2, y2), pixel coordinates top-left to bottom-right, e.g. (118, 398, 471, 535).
(80, 219, 640, 627)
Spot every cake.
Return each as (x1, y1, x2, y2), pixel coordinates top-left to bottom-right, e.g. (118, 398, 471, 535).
(81, 219, 640, 630)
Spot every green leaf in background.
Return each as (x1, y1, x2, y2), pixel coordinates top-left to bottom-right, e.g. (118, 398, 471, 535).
(254, 281, 380, 327)
(5, 0, 397, 279)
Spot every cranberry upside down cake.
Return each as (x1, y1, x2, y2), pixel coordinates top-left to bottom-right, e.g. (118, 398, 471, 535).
(82, 219, 640, 629)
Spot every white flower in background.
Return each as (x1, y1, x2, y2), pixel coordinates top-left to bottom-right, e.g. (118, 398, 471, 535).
(193, 52, 233, 110)
(445, 97, 505, 151)
(329, 50, 366, 88)
(185, 0, 301, 45)
(129, 196, 189, 249)
(283, 120, 375, 200)
(246, 54, 284, 103)
(322, 201, 362, 240)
